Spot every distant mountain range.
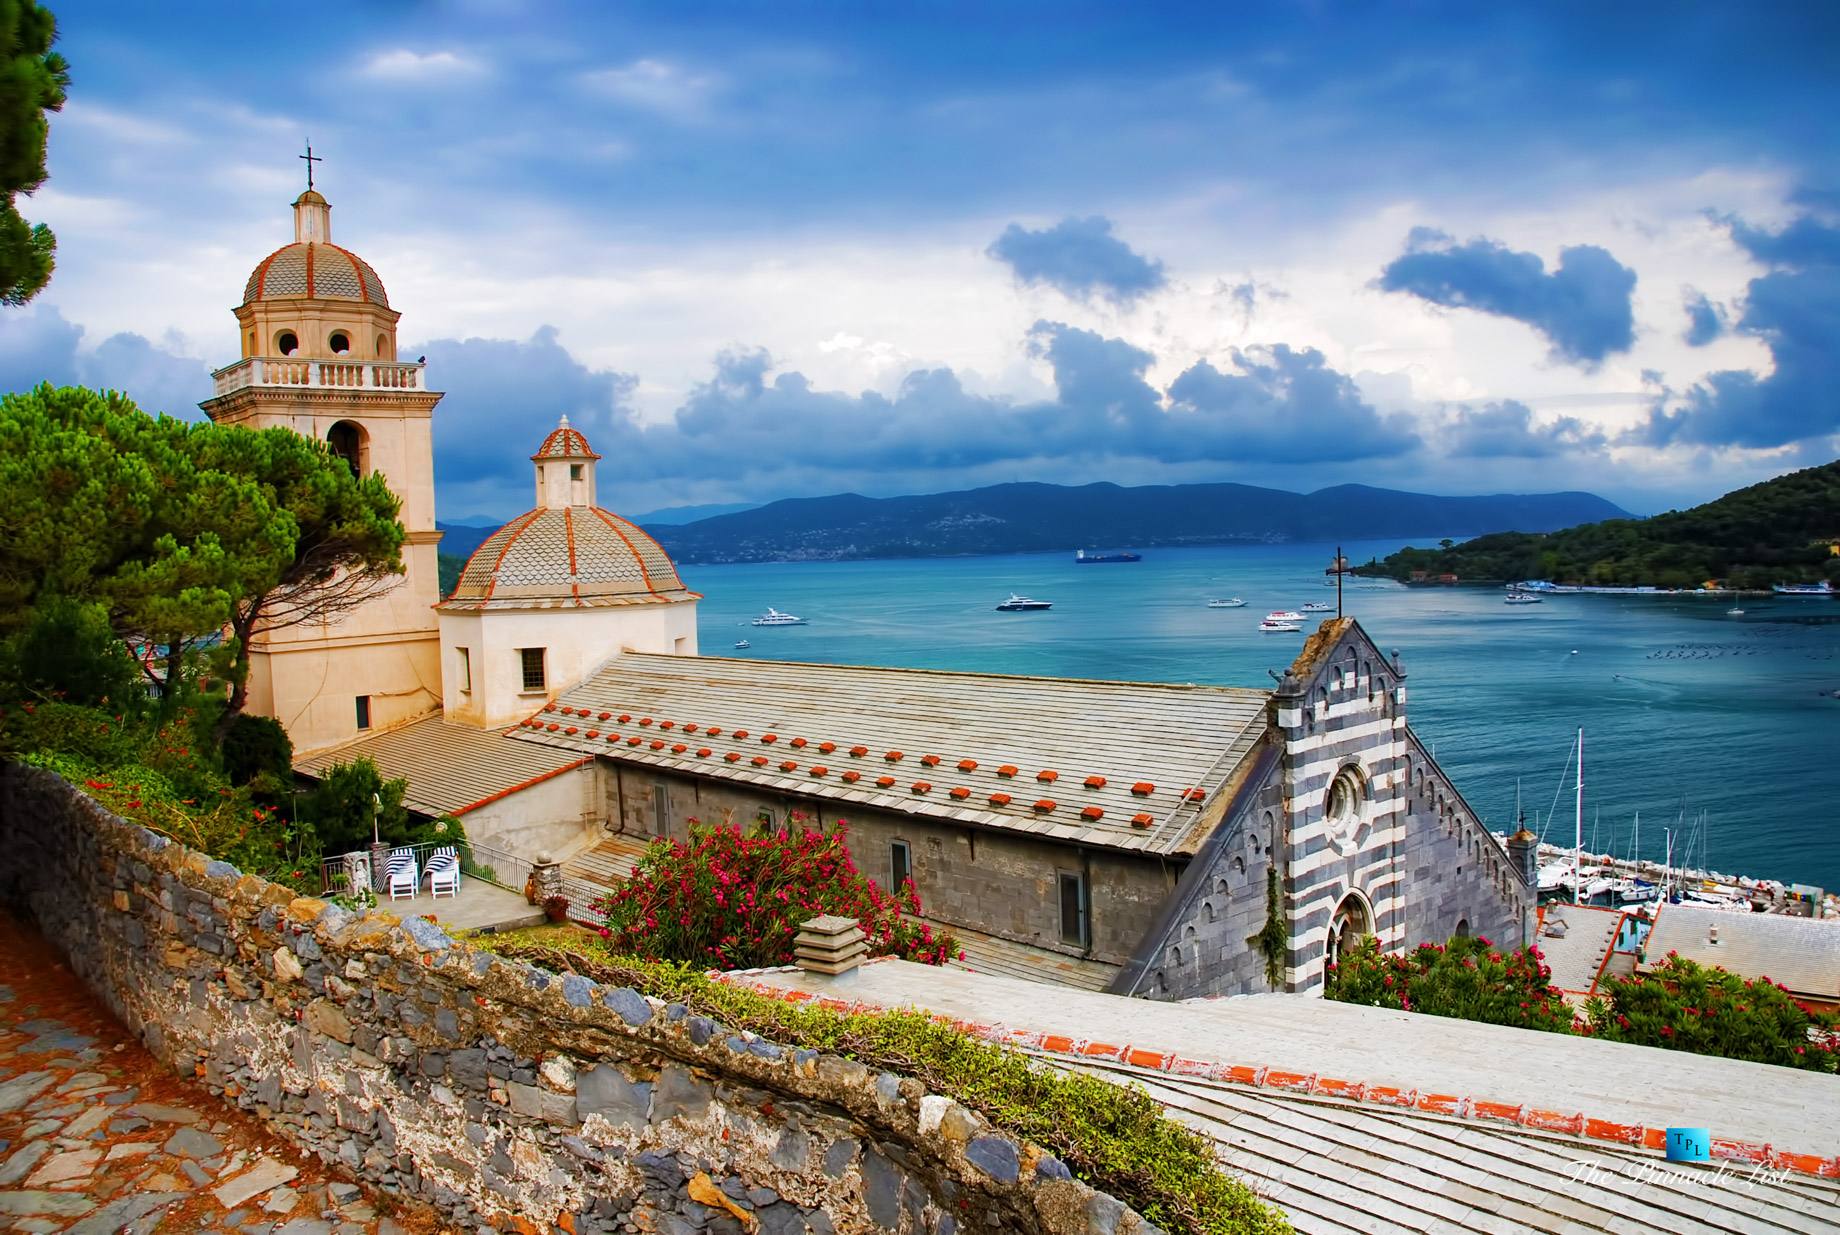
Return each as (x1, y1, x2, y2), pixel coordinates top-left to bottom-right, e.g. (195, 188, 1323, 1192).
(633, 481, 1634, 565)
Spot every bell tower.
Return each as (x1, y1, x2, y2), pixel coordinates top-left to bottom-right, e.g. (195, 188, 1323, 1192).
(200, 181, 444, 754)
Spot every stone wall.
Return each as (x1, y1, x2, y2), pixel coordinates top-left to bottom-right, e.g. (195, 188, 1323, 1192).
(0, 764, 1154, 1235)
(1395, 731, 1531, 951)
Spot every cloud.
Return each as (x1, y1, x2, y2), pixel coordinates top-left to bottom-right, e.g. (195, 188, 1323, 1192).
(987, 216, 1168, 305)
(1638, 207, 1840, 449)
(1377, 228, 1638, 366)
(1162, 344, 1420, 463)
(362, 49, 482, 79)
(0, 305, 210, 418)
(1682, 288, 1725, 346)
(1447, 399, 1606, 458)
(582, 59, 720, 117)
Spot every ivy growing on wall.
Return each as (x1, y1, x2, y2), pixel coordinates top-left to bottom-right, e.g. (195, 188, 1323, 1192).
(1247, 866, 1285, 988)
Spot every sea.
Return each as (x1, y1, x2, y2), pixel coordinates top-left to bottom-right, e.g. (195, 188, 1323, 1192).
(680, 540, 1840, 891)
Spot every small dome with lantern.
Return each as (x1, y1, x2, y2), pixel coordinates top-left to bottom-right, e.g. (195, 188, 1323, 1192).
(241, 190, 390, 308)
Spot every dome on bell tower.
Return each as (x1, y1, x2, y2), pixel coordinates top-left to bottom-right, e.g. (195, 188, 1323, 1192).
(241, 190, 391, 307)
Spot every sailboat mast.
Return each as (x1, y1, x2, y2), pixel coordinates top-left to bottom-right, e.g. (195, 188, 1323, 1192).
(1573, 728, 1584, 905)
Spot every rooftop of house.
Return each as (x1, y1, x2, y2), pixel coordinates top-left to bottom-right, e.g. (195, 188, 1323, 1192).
(1643, 902, 1840, 1000)
(1535, 901, 1628, 997)
(730, 957, 1840, 1165)
(508, 652, 1274, 856)
(294, 714, 587, 819)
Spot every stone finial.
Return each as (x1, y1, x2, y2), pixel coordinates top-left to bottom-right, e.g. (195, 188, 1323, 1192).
(795, 914, 868, 976)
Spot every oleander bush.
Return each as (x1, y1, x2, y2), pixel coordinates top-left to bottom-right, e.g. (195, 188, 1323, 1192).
(1585, 952, 1840, 1073)
(594, 819, 961, 969)
(489, 939, 1292, 1235)
(1324, 934, 1577, 1034)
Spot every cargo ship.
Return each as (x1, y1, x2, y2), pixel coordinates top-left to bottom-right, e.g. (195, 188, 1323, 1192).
(1075, 549, 1142, 563)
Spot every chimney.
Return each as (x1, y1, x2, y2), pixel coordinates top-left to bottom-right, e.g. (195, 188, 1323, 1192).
(1507, 827, 1539, 889)
(795, 914, 868, 977)
(1709, 924, 1719, 946)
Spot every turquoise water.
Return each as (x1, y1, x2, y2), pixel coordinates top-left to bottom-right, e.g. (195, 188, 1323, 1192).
(682, 541, 1840, 890)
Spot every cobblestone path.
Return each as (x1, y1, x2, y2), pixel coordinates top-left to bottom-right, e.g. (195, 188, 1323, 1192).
(0, 911, 450, 1235)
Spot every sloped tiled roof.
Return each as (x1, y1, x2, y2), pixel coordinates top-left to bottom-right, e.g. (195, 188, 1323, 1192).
(1643, 903, 1840, 1000)
(436, 507, 699, 612)
(508, 652, 1272, 856)
(293, 715, 587, 818)
(242, 241, 389, 306)
(1535, 902, 1626, 996)
(531, 417, 600, 460)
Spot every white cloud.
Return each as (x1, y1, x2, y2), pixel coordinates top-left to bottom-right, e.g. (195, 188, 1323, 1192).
(581, 59, 720, 118)
(362, 49, 484, 79)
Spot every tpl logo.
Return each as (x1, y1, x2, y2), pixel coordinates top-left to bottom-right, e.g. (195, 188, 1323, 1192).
(1666, 1128, 1711, 1163)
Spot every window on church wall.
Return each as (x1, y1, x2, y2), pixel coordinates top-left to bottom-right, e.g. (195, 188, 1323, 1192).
(276, 330, 299, 356)
(327, 421, 365, 477)
(519, 647, 547, 693)
(652, 784, 669, 837)
(456, 647, 471, 693)
(1059, 871, 1089, 948)
(890, 840, 912, 892)
(329, 331, 351, 355)
(355, 695, 371, 730)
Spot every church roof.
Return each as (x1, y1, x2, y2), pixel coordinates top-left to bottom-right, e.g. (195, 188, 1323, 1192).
(436, 507, 699, 612)
(507, 652, 1272, 856)
(1642, 902, 1840, 1001)
(242, 241, 390, 307)
(532, 418, 601, 460)
(293, 715, 588, 818)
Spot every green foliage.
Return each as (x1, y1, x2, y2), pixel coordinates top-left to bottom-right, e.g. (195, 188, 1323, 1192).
(300, 756, 462, 855)
(489, 940, 1291, 1235)
(1325, 935, 1577, 1033)
(1246, 867, 1286, 988)
(220, 713, 292, 787)
(1357, 458, 1840, 588)
(0, 597, 145, 713)
(597, 820, 960, 968)
(1585, 953, 1840, 1073)
(438, 551, 466, 598)
(0, 1, 67, 305)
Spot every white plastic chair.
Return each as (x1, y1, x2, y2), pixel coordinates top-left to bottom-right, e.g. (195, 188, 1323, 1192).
(386, 848, 418, 901)
(426, 847, 460, 899)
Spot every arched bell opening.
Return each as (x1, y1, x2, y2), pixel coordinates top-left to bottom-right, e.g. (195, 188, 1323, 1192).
(327, 420, 369, 477)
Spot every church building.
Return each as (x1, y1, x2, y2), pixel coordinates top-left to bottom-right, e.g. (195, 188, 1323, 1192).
(225, 186, 1533, 997)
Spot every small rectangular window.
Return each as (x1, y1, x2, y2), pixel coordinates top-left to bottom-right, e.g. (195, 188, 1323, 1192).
(652, 784, 669, 837)
(891, 840, 912, 892)
(520, 647, 546, 692)
(457, 647, 471, 693)
(570, 463, 583, 480)
(1059, 872, 1088, 947)
(355, 695, 371, 730)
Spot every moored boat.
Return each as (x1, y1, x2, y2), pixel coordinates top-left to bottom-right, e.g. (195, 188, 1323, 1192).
(1207, 598, 1247, 608)
(751, 608, 807, 626)
(1504, 591, 1542, 604)
(1300, 601, 1334, 612)
(1773, 581, 1834, 596)
(995, 594, 1052, 611)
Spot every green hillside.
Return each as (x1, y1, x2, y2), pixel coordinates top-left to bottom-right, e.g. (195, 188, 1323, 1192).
(1354, 459, 1840, 589)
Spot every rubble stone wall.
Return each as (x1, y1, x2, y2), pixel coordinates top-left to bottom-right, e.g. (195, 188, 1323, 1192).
(0, 764, 1152, 1235)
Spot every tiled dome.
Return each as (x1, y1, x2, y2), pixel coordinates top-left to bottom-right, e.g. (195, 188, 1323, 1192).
(242, 241, 389, 307)
(532, 421, 600, 460)
(438, 507, 698, 612)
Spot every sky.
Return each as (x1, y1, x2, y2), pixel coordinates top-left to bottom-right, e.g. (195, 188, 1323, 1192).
(8, 1, 1840, 520)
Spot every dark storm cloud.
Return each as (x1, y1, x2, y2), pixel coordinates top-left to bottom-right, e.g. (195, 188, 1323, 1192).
(0, 305, 210, 418)
(987, 217, 1168, 305)
(1377, 228, 1638, 366)
(418, 319, 1418, 514)
(1638, 209, 1840, 449)
(1682, 289, 1725, 346)
(1447, 399, 1606, 458)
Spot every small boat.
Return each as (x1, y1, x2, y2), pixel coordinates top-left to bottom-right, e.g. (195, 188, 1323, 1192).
(1259, 616, 1302, 632)
(1075, 550, 1142, 564)
(751, 608, 807, 626)
(733, 640, 750, 649)
(995, 594, 1052, 611)
(1727, 607, 1745, 616)
(1772, 581, 1834, 596)
(1265, 610, 1304, 622)
(1207, 598, 1246, 608)
(1301, 601, 1334, 612)
(1504, 591, 1543, 604)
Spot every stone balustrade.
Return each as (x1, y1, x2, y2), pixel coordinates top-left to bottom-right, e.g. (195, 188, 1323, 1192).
(211, 357, 425, 397)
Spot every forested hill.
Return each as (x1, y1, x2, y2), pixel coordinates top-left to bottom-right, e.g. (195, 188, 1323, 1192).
(637, 481, 1629, 565)
(1353, 459, 1840, 588)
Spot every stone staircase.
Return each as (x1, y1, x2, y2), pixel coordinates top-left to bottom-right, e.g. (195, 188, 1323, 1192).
(561, 834, 655, 891)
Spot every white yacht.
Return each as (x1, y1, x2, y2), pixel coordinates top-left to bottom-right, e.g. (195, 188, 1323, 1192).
(751, 608, 807, 626)
(995, 594, 1053, 611)
(1504, 591, 1543, 604)
(1207, 598, 1247, 608)
(1265, 610, 1305, 622)
(1300, 601, 1334, 612)
(1259, 615, 1302, 632)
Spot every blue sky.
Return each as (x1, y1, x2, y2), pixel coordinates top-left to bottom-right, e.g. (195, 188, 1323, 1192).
(8, 2, 1839, 519)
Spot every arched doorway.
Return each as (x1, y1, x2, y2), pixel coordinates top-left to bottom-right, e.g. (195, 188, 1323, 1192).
(327, 420, 367, 477)
(1327, 891, 1373, 969)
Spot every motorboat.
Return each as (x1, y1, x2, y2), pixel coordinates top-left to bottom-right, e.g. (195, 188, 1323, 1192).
(751, 609, 807, 626)
(1258, 617, 1302, 632)
(1207, 598, 1247, 608)
(733, 640, 750, 649)
(1504, 592, 1543, 604)
(1536, 861, 1572, 893)
(1772, 581, 1833, 596)
(995, 594, 1052, 611)
(1727, 607, 1745, 616)
(1265, 610, 1305, 622)
(1301, 601, 1335, 612)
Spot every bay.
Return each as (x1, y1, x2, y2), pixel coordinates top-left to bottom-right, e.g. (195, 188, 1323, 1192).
(683, 539, 1840, 890)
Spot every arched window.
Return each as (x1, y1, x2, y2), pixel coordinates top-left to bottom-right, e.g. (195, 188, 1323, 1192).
(1231, 856, 1245, 878)
(375, 333, 390, 360)
(1328, 892, 1373, 968)
(1203, 900, 1217, 922)
(329, 330, 351, 355)
(1455, 918, 1471, 939)
(327, 421, 367, 477)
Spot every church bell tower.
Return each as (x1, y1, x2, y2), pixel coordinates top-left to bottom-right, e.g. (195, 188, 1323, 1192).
(200, 176, 444, 754)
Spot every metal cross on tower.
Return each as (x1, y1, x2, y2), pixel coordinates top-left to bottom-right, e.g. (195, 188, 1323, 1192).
(299, 140, 322, 190)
